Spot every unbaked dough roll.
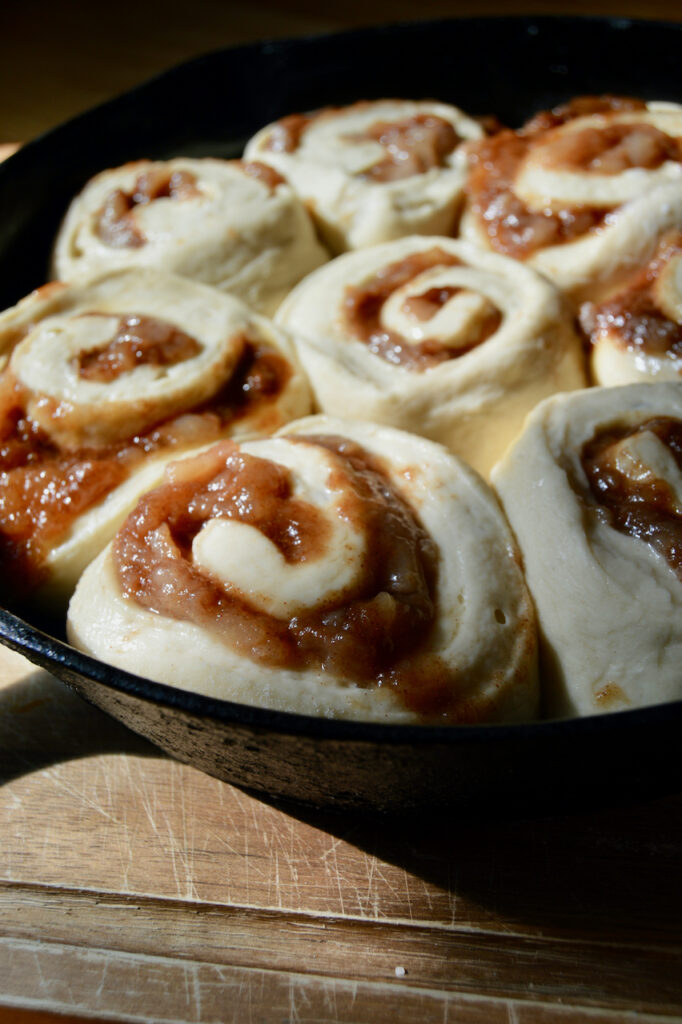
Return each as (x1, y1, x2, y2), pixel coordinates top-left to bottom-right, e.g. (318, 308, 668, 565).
(275, 236, 586, 477)
(580, 226, 682, 384)
(52, 157, 329, 314)
(461, 96, 682, 301)
(0, 267, 311, 610)
(244, 100, 484, 252)
(67, 416, 539, 725)
(492, 382, 682, 719)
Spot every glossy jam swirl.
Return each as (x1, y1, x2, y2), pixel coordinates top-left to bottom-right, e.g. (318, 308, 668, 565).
(112, 435, 459, 714)
(579, 234, 682, 359)
(264, 107, 460, 183)
(401, 285, 462, 322)
(75, 314, 202, 382)
(96, 169, 201, 248)
(265, 112, 318, 153)
(344, 247, 502, 369)
(520, 95, 647, 135)
(349, 114, 460, 182)
(0, 335, 290, 599)
(239, 160, 287, 190)
(466, 133, 606, 259)
(581, 416, 682, 579)
(465, 95, 680, 259)
(534, 122, 682, 174)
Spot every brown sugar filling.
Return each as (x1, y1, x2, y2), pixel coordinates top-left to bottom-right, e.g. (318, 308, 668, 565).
(466, 95, 681, 260)
(95, 168, 201, 248)
(344, 247, 502, 369)
(401, 285, 463, 322)
(0, 322, 290, 600)
(466, 130, 608, 259)
(265, 112, 318, 153)
(520, 95, 647, 135)
(581, 416, 682, 580)
(239, 160, 287, 190)
(349, 114, 460, 182)
(111, 434, 478, 718)
(534, 122, 682, 174)
(75, 314, 202, 382)
(264, 106, 460, 182)
(579, 234, 682, 359)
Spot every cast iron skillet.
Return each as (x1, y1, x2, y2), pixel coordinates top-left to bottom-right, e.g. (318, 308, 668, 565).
(0, 16, 681, 816)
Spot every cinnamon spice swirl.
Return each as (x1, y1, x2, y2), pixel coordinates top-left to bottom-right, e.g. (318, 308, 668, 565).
(67, 417, 539, 725)
(244, 100, 484, 252)
(52, 158, 329, 314)
(580, 224, 682, 384)
(0, 268, 311, 609)
(461, 97, 682, 302)
(275, 236, 586, 477)
(492, 382, 682, 718)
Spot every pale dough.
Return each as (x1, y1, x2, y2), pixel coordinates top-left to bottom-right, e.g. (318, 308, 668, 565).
(275, 236, 586, 478)
(244, 100, 483, 252)
(0, 267, 312, 609)
(461, 103, 682, 302)
(492, 382, 682, 718)
(68, 416, 539, 725)
(52, 157, 329, 314)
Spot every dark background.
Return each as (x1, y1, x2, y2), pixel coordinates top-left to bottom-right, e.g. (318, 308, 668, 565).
(2, 0, 681, 143)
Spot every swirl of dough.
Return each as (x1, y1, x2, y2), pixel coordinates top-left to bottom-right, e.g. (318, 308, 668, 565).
(580, 228, 682, 384)
(275, 236, 586, 477)
(491, 382, 682, 719)
(244, 100, 484, 252)
(67, 417, 539, 726)
(461, 97, 682, 301)
(52, 158, 329, 314)
(0, 268, 311, 609)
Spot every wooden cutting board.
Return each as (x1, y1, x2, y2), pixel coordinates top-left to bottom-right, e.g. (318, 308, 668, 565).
(1, 643, 681, 1023)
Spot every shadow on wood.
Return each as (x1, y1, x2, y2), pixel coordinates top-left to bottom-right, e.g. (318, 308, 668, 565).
(0, 670, 161, 785)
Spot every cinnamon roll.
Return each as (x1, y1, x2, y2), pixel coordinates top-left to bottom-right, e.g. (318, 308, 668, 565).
(67, 417, 539, 725)
(275, 236, 586, 477)
(461, 97, 682, 301)
(243, 100, 484, 252)
(0, 268, 311, 610)
(580, 224, 682, 385)
(52, 158, 329, 314)
(491, 382, 682, 718)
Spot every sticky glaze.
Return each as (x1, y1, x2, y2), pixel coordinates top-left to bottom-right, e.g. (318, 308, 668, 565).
(344, 247, 501, 368)
(581, 416, 682, 579)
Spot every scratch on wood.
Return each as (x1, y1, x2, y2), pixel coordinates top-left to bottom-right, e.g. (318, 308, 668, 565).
(506, 1002, 521, 1024)
(39, 764, 127, 826)
(325, 837, 347, 916)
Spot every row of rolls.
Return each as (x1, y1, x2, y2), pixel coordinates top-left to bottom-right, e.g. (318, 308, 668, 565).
(1, 93, 681, 725)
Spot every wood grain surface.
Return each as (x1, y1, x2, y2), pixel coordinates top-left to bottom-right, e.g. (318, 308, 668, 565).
(1, 645, 681, 1022)
(1, 3, 681, 1021)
